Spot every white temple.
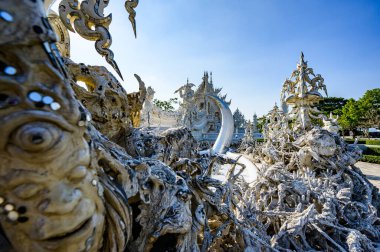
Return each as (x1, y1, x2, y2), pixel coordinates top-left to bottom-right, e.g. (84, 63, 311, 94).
(140, 72, 263, 146)
(176, 72, 231, 140)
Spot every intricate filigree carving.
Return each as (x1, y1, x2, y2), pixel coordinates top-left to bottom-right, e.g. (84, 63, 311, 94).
(1, 1, 380, 252)
(281, 52, 328, 130)
(127, 74, 146, 127)
(58, 0, 139, 80)
(243, 54, 380, 251)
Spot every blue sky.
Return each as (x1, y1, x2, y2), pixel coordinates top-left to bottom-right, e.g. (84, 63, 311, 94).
(55, 0, 380, 118)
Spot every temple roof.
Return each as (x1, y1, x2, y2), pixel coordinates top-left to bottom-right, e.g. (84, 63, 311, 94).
(194, 71, 231, 105)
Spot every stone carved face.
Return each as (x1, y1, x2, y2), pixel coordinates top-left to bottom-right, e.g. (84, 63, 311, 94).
(81, 86, 129, 138)
(0, 1, 113, 250)
(0, 111, 105, 252)
(133, 161, 192, 250)
(67, 61, 131, 139)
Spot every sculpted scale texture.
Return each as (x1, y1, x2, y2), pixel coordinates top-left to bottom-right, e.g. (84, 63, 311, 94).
(1, 1, 380, 252)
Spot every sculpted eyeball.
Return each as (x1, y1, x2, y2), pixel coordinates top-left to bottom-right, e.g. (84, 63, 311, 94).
(7, 121, 69, 162)
(10, 122, 62, 152)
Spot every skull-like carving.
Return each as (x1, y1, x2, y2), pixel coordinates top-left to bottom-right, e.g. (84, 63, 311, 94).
(130, 160, 192, 251)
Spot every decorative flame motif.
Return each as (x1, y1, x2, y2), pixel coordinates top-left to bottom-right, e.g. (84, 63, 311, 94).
(125, 0, 139, 38)
(58, 0, 139, 80)
(281, 52, 328, 103)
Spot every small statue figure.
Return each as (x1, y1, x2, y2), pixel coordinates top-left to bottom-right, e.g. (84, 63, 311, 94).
(141, 86, 155, 126)
(322, 113, 340, 134)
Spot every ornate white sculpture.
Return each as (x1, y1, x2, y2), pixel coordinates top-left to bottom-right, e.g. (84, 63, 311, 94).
(281, 52, 327, 130)
(175, 72, 230, 137)
(240, 53, 380, 251)
(141, 86, 155, 127)
(1, 1, 379, 251)
(323, 112, 341, 134)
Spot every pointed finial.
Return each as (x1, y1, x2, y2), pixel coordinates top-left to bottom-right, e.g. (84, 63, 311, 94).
(274, 102, 279, 110)
(210, 72, 213, 84)
(299, 51, 307, 66)
(125, 0, 139, 38)
(105, 54, 124, 80)
(187, 77, 189, 84)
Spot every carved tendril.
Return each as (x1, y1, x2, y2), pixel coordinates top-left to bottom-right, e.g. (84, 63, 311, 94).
(59, 0, 139, 80)
(125, 0, 139, 38)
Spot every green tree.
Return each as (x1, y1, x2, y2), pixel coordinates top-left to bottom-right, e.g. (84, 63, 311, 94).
(256, 116, 266, 132)
(153, 98, 178, 111)
(339, 98, 360, 133)
(357, 88, 380, 130)
(316, 97, 347, 116)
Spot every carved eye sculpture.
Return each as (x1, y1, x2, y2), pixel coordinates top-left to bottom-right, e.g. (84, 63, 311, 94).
(10, 122, 61, 152)
(6, 121, 69, 162)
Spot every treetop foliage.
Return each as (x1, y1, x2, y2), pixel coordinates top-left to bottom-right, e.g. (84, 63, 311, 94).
(153, 98, 178, 112)
(337, 88, 380, 131)
(316, 97, 348, 116)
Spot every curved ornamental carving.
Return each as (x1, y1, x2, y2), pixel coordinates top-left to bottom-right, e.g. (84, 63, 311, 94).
(58, 0, 139, 80)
